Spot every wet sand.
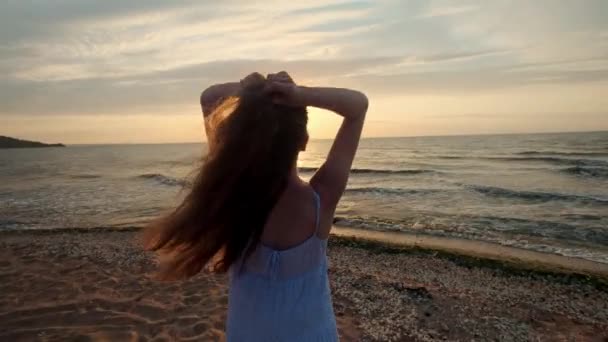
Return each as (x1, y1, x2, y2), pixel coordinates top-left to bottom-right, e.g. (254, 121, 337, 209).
(1, 229, 607, 341)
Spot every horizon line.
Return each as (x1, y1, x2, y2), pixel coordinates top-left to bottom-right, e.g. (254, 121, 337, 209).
(62, 129, 607, 146)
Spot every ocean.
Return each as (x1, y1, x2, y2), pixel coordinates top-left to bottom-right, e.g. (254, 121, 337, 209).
(1, 131, 607, 263)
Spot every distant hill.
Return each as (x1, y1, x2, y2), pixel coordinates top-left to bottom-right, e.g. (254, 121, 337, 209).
(0, 136, 65, 148)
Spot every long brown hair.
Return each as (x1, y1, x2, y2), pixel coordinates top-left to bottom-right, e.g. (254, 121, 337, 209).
(144, 80, 308, 280)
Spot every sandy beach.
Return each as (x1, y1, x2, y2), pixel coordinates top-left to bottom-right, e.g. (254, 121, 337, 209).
(1, 229, 607, 341)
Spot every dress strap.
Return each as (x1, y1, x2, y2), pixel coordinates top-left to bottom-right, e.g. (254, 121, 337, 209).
(312, 190, 320, 234)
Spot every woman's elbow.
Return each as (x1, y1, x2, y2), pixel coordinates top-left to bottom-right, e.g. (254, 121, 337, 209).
(200, 86, 220, 116)
(353, 91, 369, 118)
(200, 87, 215, 108)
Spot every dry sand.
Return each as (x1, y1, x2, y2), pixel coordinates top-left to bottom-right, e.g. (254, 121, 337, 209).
(1, 229, 607, 341)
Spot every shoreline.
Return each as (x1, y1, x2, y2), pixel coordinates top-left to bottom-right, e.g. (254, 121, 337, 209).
(4, 225, 608, 281)
(1, 229, 607, 340)
(333, 226, 608, 281)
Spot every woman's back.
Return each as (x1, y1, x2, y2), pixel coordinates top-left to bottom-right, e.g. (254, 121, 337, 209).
(226, 184, 338, 341)
(146, 71, 367, 341)
(261, 179, 320, 250)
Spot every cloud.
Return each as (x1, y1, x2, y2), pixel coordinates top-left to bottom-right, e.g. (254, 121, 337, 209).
(3, 54, 608, 118)
(342, 67, 608, 95)
(419, 4, 478, 18)
(1, 0, 607, 121)
(287, 1, 373, 15)
(0, 57, 404, 115)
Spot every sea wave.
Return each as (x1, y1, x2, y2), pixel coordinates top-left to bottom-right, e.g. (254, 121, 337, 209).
(69, 174, 102, 179)
(344, 187, 442, 196)
(481, 156, 607, 167)
(469, 185, 608, 205)
(561, 166, 608, 179)
(299, 167, 435, 175)
(334, 214, 608, 246)
(516, 151, 608, 157)
(333, 215, 608, 263)
(436, 156, 464, 159)
(298, 167, 318, 173)
(347, 183, 608, 204)
(0, 218, 31, 230)
(436, 155, 608, 167)
(155, 159, 199, 167)
(137, 173, 189, 187)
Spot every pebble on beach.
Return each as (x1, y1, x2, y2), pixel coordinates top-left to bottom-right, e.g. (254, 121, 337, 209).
(1, 230, 607, 341)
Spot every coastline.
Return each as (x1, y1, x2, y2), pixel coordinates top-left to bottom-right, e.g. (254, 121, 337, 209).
(7, 225, 608, 279)
(1, 228, 607, 341)
(333, 226, 608, 281)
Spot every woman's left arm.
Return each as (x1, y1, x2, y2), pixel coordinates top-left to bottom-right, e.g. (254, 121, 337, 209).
(200, 82, 241, 117)
(200, 82, 241, 148)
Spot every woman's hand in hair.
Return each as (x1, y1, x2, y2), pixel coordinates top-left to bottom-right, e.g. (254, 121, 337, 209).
(240, 72, 266, 90)
(267, 71, 295, 85)
(264, 81, 303, 107)
(265, 71, 306, 106)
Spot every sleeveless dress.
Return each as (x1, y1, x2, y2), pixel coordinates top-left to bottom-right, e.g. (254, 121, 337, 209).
(226, 191, 338, 341)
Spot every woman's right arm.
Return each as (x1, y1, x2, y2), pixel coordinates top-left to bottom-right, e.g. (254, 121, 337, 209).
(266, 77, 370, 237)
(302, 87, 368, 198)
(299, 87, 368, 237)
(266, 82, 368, 216)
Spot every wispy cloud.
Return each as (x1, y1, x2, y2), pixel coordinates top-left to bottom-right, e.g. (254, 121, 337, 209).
(287, 1, 373, 15)
(419, 4, 478, 18)
(1, 0, 607, 139)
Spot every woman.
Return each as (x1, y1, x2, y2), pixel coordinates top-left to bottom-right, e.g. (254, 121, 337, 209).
(145, 71, 368, 341)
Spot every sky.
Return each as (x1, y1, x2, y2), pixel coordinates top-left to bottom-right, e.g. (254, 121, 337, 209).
(1, 0, 607, 144)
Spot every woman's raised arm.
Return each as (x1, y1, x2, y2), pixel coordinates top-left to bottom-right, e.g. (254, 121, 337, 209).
(302, 87, 368, 212)
(200, 82, 241, 117)
(265, 79, 368, 237)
